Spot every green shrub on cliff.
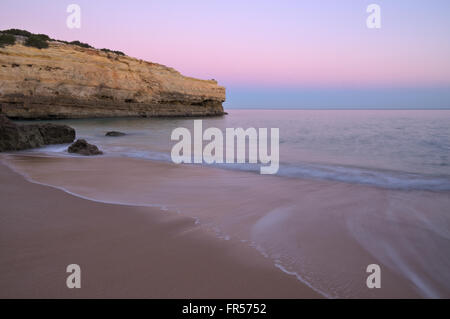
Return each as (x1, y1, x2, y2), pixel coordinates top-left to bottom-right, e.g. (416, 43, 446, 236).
(1, 29, 51, 49)
(100, 48, 125, 56)
(69, 40, 93, 49)
(1, 29, 32, 37)
(35, 33, 51, 41)
(0, 29, 126, 56)
(0, 33, 16, 47)
(2, 29, 50, 41)
(25, 34, 49, 49)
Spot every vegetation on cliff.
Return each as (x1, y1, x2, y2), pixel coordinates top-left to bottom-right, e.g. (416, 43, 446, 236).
(0, 34, 16, 48)
(0, 29, 125, 55)
(25, 34, 50, 49)
(60, 40, 93, 49)
(1, 29, 33, 37)
(100, 48, 125, 56)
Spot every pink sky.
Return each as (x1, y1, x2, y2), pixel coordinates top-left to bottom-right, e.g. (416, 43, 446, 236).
(1, 0, 450, 107)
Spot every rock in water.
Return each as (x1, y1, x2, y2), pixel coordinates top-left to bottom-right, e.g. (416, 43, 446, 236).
(0, 114, 75, 151)
(68, 139, 103, 156)
(105, 131, 126, 137)
(36, 123, 76, 144)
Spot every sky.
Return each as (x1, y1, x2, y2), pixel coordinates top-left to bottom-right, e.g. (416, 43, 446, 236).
(1, 0, 450, 108)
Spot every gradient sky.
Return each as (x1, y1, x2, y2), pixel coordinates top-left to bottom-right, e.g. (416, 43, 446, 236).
(1, 0, 450, 108)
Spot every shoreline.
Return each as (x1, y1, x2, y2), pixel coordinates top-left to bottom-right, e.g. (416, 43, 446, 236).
(0, 160, 321, 298)
(3, 154, 445, 298)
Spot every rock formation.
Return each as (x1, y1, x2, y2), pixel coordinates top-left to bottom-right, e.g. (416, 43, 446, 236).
(68, 139, 103, 156)
(0, 114, 75, 151)
(105, 131, 126, 137)
(0, 34, 226, 119)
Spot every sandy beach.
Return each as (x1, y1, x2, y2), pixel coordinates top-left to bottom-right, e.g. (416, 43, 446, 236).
(0, 160, 322, 298)
(3, 152, 448, 298)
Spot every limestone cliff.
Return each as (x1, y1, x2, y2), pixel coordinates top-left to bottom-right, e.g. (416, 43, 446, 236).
(0, 38, 226, 119)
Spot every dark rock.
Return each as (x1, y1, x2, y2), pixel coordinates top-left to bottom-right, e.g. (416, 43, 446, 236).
(0, 114, 75, 151)
(68, 139, 103, 156)
(36, 123, 76, 144)
(15, 124, 44, 149)
(0, 115, 26, 151)
(105, 131, 126, 137)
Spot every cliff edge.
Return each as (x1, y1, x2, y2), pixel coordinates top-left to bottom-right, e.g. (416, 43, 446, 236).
(0, 32, 226, 119)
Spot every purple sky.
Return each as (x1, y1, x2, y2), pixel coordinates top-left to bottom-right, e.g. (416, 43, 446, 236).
(1, 0, 450, 108)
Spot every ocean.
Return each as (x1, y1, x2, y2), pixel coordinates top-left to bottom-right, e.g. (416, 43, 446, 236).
(6, 109, 450, 298)
(26, 109, 450, 190)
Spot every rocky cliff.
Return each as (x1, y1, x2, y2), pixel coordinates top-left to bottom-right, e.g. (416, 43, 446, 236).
(0, 114, 75, 151)
(0, 37, 226, 119)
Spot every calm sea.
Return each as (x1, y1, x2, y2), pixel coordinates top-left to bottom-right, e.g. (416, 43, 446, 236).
(12, 109, 450, 298)
(30, 109, 450, 190)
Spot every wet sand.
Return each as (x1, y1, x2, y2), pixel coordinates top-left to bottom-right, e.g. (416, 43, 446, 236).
(0, 161, 321, 298)
(3, 154, 447, 298)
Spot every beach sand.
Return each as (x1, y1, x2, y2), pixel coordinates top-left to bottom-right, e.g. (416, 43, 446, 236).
(3, 154, 447, 298)
(0, 161, 321, 298)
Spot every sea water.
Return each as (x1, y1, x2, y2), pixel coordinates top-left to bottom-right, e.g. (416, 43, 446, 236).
(10, 109, 450, 298)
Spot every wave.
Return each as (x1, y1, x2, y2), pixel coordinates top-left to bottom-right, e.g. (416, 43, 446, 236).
(21, 144, 450, 192)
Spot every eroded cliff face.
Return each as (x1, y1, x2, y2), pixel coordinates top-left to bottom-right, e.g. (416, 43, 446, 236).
(0, 41, 225, 119)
